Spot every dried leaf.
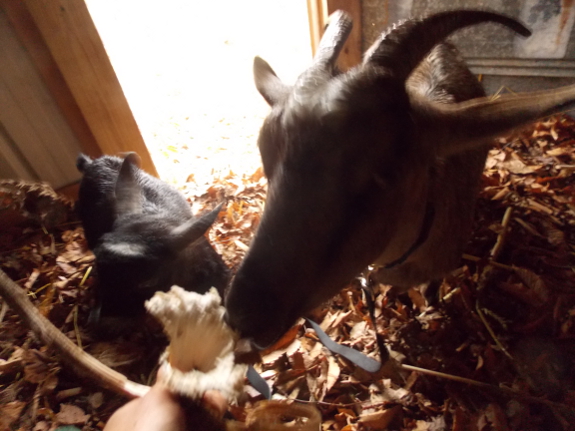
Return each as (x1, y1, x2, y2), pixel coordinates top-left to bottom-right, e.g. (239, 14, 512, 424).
(325, 355, 340, 393)
(33, 421, 50, 431)
(88, 392, 104, 410)
(23, 349, 54, 384)
(513, 267, 549, 305)
(414, 416, 447, 431)
(358, 405, 401, 430)
(0, 400, 26, 429)
(0, 347, 24, 374)
(55, 404, 89, 425)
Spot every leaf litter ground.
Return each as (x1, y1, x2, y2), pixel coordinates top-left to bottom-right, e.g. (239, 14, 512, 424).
(0, 115, 574, 430)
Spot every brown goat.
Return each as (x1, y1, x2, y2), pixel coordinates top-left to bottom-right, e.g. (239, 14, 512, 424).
(225, 10, 575, 348)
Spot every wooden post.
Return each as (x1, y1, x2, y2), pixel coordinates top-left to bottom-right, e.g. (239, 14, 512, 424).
(307, 0, 326, 58)
(21, 0, 158, 177)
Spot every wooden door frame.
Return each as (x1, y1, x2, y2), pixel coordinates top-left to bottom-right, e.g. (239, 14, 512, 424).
(307, 0, 362, 70)
(0, 0, 158, 178)
(1, 0, 361, 185)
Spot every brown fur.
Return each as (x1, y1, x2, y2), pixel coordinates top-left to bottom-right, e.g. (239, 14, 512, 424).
(225, 11, 575, 348)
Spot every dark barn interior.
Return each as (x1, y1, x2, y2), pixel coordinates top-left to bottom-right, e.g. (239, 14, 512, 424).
(1, 1, 574, 430)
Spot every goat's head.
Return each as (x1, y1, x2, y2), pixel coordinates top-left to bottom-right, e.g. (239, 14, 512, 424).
(225, 10, 575, 348)
(92, 154, 222, 318)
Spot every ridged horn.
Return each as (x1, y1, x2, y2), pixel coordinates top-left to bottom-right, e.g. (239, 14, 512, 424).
(431, 83, 575, 155)
(314, 10, 353, 68)
(170, 203, 224, 250)
(364, 10, 531, 82)
(295, 10, 353, 96)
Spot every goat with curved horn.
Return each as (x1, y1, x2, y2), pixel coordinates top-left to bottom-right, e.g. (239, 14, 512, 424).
(225, 9, 575, 349)
(364, 10, 531, 82)
(254, 10, 353, 107)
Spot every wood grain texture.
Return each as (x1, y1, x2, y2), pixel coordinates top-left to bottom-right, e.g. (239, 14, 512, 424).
(23, 0, 158, 177)
(0, 8, 81, 187)
(0, 0, 101, 160)
(307, 0, 326, 57)
(0, 122, 36, 182)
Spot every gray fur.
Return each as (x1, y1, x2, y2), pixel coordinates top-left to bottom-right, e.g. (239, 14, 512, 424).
(76, 153, 229, 321)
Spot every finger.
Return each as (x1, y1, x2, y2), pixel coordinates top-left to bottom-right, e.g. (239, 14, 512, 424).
(201, 390, 228, 418)
(104, 384, 185, 431)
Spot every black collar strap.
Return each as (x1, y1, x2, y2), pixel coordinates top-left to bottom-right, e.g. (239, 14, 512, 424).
(381, 202, 435, 269)
(247, 365, 272, 399)
(246, 204, 435, 394)
(306, 318, 381, 373)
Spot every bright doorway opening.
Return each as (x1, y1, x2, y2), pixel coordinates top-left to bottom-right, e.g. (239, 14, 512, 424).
(85, 0, 312, 185)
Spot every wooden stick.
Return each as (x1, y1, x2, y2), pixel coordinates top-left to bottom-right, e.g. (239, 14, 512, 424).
(490, 206, 513, 261)
(462, 254, 514, 271)
(0, 268, 149, 398)
(399, 364, 574, 412)
(475, 304, 514, 360)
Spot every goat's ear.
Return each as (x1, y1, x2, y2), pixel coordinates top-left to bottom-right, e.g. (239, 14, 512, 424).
(415, 85, 575, 156)
(76, 153, 92, 172)
(120, 151, 142, 168)
(115, 153, 143, 215)
(170, 203, 223, 250)
(254, 56, 290, 106)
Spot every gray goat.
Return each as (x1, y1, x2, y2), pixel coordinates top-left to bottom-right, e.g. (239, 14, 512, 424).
(76, 153, 229, 321)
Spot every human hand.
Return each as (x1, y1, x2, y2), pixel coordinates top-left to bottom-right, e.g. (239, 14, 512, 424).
(104, 383, 227, 431)
(104, 383, 184, 431)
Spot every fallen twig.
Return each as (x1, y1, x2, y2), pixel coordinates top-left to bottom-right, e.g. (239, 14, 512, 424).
(0, 268, 149, 399)
(462, 254, 514, 271)
(399, 364, 574, 413)
(475, 304, 513, 360)
(490, 206, 513, 261)
(293, 362, 575, 416)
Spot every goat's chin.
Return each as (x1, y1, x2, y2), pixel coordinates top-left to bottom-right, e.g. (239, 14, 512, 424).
(234, 321, 285, 351)
(251, 327, 287, 351)
(231, 312, 293, 351)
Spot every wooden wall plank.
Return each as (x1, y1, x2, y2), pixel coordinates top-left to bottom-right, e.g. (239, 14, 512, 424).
(0, 8, 81, 188)
(0, 123, 37, 182)
(0, 0, 101, 160)
(307, 0, 326, 57)
(23, 0, 158, 177)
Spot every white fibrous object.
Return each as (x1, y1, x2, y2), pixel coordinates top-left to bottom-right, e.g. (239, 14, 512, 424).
(145, 286, 247, 401)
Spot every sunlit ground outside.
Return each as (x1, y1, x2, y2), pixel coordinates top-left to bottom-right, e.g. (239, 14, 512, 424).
(85, 0, 311, 186)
